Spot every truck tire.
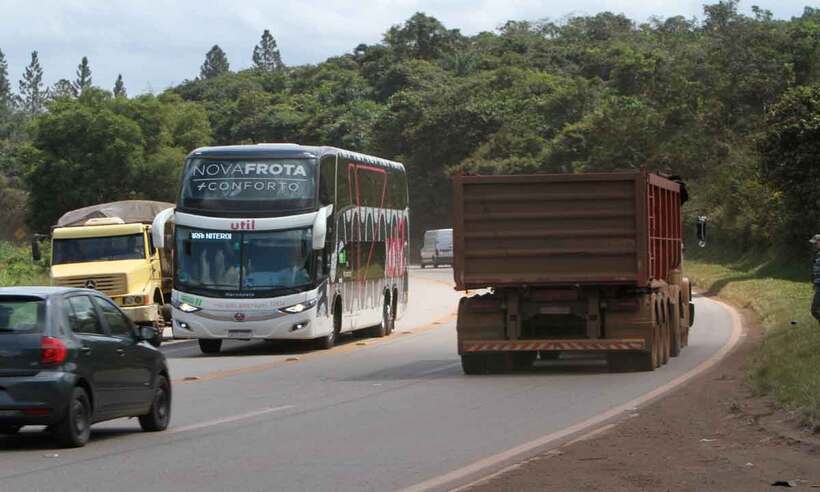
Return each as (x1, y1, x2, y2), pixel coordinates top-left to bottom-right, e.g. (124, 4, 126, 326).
(661, 317, 670, 366)
(198, 339, 222, 354)
(670, 303, 682, 358)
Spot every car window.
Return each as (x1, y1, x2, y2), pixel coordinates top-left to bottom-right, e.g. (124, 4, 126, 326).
(0, 297, 46, 334)
(66, 296, 105, 335)
(94, 297, 133, 337)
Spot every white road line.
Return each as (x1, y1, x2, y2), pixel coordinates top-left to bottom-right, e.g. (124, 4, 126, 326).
(168, 405, 295, 434)
(417, 362, 462, 377)
(400, 297, 744, 492)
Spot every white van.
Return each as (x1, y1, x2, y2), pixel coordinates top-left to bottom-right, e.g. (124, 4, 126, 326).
(420, 229, 453, 268)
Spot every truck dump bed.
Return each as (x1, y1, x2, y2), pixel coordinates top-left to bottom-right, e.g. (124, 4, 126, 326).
(453, 169, 681, 291)
(56, 200, 175, 228)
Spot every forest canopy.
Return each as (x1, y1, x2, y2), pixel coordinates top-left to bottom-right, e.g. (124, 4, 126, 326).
(0, 1, 818, 252)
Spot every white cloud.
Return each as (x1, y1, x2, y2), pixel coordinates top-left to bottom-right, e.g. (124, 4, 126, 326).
(0, 0, 812, 95)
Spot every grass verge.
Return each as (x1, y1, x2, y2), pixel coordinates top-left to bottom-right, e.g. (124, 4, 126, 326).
(0, 240, 49, 287)
(687, 256, 820, 432)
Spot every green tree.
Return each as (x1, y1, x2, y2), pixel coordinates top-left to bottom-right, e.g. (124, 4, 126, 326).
(73, 56, 92, 96)
(252, 29, 284, 72)
(758, 84, 820, 246)
(113, 74, 127, 98)
(23, 88, 213, 230)
(0, 48, 10, 110)
(384, 13, 463, 60)
(18, 51, 48, 114)
(200, 45, 230, 79)
(51, 79, 76, 99)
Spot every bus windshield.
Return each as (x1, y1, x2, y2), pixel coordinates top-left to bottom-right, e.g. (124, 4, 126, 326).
(53, 234, 146, 265)
(175, 226, 313, 296)
(178, 158, 317, 213)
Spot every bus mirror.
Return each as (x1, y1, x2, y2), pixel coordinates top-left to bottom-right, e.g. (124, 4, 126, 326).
(312, 205, 333, 250)
(151, 207, 174, 249)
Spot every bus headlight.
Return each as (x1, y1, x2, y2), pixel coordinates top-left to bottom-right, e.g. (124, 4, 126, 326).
(281, 298, 317, 314)
(177, 302, 201, 313)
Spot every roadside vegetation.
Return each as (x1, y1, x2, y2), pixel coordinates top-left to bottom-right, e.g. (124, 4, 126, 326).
(0, 241, 48, 287)
(688, 253, 820, 431)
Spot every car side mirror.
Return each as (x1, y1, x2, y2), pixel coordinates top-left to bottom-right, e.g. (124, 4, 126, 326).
(696, 216, 707, 248)
(135, 325, 158, 343)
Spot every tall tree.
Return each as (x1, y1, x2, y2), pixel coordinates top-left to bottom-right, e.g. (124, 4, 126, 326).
(200, 45, 230, 79)
(51, 79, 77, 99)
(18, 51, 47, 114)
(0, 48, 10, 110)
(252, 29, 284, 72)
(73, 56, 92, 95)
(113, 74, 126, 98)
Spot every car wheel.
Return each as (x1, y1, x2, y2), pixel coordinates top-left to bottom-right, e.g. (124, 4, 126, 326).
(53, 387, 91, 448)
(198, 339, 222, 354)
(0, 425, 21, 435)
(139, 375, 171, 432)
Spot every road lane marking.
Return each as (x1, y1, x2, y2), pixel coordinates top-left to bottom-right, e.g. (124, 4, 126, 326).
(400, 297, 744, 492)
(168, 405, 295, 434)
(417, 362, 462, 377)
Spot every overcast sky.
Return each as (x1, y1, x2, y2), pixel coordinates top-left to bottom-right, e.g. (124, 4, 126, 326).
(0, 0, 813, 95)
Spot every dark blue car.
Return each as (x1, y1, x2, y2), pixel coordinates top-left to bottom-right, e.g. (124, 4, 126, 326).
(0, 287, 171, 447)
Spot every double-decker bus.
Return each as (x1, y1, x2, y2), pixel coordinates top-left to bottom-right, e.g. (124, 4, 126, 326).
(153, 144, 409, 354)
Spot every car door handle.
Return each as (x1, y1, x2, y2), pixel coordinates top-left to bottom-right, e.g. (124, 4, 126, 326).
(80, 346, 92, 355)
(116, 348, 126, 356)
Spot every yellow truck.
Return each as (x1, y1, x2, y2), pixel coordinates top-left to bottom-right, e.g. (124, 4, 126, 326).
(33, 201, 174, 345)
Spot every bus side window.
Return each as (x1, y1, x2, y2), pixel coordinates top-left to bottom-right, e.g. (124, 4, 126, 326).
(319, 155, 336, 207)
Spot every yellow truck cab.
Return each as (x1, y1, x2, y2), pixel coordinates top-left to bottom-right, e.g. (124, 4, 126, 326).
(45, 201, 174, 345)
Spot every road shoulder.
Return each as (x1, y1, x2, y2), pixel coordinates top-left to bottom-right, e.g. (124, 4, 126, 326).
(467, 299, 820, 491)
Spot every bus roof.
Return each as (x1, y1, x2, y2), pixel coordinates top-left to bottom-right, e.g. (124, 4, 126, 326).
(187, 144, 405, 171)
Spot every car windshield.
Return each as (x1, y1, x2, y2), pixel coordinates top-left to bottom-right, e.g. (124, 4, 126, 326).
(178, 158, 317, 213)
(0, 298, 46, 333)
(175, 226, 313, 295)
(52, 234, 146, 265)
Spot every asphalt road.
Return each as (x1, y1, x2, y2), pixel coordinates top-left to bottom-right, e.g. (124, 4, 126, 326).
(0, 267, 736, 492)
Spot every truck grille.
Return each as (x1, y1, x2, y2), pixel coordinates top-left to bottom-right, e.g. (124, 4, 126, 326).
(53, 274, 128, 296)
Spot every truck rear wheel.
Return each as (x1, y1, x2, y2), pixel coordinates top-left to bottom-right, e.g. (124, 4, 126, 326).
(670, 303, 682, 358)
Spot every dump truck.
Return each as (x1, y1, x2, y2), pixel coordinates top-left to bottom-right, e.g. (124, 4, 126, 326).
(453, 169, 693, 374)
(33, 201, 175, 346)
